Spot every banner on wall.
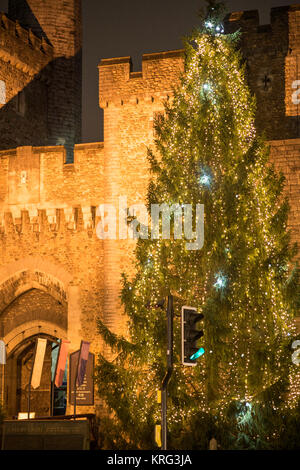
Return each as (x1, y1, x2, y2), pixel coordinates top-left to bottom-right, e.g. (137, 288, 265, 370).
(76, 341, 90, 387)
(31, 338, 47, 389)
(54, 340, 70, 388)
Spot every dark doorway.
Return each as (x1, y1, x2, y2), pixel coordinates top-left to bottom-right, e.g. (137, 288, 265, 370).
(5, 333, 66, 419)
(15, 337, 52, 418)
(51, 341, 67, 416)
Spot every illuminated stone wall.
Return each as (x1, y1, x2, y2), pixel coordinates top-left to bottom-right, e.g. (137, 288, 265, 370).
(0, 5, 299, 419)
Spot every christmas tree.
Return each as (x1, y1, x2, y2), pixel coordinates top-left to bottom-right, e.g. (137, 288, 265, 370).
(95, 1, 300, 449)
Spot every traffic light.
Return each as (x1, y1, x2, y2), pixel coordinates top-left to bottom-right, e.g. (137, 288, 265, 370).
(181, 306, 204, 366)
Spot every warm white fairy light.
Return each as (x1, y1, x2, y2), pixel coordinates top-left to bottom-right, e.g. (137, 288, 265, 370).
(214, 273, 227, 290)
(199, 172, 211, 187)
(97, 7, 300, 445)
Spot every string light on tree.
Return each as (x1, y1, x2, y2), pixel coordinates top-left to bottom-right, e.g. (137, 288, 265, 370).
(214, 273, 227, 290)
(201, 82, 217, 104)
(203, 83, 211, 91)
(199, 170, 212, 187)
(205, 20, 224, 35)
(95, 0, 300, 450)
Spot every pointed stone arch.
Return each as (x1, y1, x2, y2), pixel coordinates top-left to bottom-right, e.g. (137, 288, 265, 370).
(0, 255, 73, 313)
(0, 256, 82, 352)
(0, 256, 81, 418)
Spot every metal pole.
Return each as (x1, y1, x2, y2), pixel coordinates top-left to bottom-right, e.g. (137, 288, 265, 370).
(27, 339, 38, 420)
(1, 364, 4, 407)
(74, 381, 77, 420)
(1, 364, 5, 408)
(74, 343, 82, 420)
(51, 342, 60, 417)
(51, 378, 55, 417)
(161, 295, 174, 450)
(27, 382, 31, 420)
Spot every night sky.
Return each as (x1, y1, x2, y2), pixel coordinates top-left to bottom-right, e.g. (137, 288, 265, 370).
(0, 0, 295, 142)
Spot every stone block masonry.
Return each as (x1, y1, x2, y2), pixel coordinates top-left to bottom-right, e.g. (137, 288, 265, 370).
(0, 12, 53, 150)
(99, 50, 184, 337)
(225, 5, 300, 140)
(2, 0, 82, 160)
(98, 7, 300, 339)
(270, 139, 300, 248)
(0, 4, 300, 420)
(0, 142, 105, 416)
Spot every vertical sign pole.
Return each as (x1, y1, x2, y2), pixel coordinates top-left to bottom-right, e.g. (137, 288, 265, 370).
(27, 383, 31, 420)
(51, 342, 60, 417)
(1, 364, 5, 407)
(27, 339, 38, 420)
(74, 341, 82, 420)
(74, 380, 77, 420)
(161, 295, 173, 450)
(51, 379, 54, 417)
(0, 341, 6, 409)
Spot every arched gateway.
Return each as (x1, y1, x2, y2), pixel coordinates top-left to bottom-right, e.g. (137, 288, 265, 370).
(0, 257, 72, 418)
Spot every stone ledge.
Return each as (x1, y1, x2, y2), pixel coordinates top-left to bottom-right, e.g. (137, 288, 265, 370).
(269, 139, 300, 146)
(75, 142, 104, 150)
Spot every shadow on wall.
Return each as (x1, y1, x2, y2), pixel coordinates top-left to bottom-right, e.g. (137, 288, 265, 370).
(224, 11, 300, 141)
(0, 0, 82, 162)
(0, 55, 82, 163)
(8, 0, 50, 43)
(0, 72, 48, 151)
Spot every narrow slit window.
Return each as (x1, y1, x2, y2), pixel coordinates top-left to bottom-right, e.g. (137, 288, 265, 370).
(16, 90, 26, 115)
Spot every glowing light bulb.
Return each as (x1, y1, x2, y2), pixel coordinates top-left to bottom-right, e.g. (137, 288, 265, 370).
(199, 173, 211, 186)
(214, 273, 227, 289)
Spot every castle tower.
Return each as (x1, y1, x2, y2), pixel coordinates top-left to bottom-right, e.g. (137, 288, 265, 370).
(98, 51, 184, 336)
(8, 0, 82, 161)
(225, 5, 300, 140)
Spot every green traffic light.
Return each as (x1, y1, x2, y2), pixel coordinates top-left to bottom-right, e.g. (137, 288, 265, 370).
(190, 347, 205, 361)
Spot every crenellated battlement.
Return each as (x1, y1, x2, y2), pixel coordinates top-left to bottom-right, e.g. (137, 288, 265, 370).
(99, 5, 300, 139)
(0, 205, 98, 234)
(99, 50, 184, 107)
(224, 5, 300, 140)
(0, 3, 300, 421)
(0, 144, 105, 209)
(225, 5, 300, 51)
(0, 143, 105, 234)
(0, 12, 53, 76)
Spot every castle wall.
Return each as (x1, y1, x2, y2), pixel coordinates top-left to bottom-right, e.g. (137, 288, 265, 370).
(0, 12, 53, 150)
(225, 5, 300, 140)
(98, 25, 300, 335)
(270, 139, 300, 247)
(0, 142, 105, 415)
(8, 0, 82, 160)
(99, 51, 184, 334)
(0, 4, 299, 419)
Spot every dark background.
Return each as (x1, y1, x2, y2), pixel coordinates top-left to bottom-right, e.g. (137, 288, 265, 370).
(0, 0, 295, 142)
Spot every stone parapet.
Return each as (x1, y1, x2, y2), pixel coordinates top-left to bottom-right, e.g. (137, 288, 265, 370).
(0, 12, 53, 77)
